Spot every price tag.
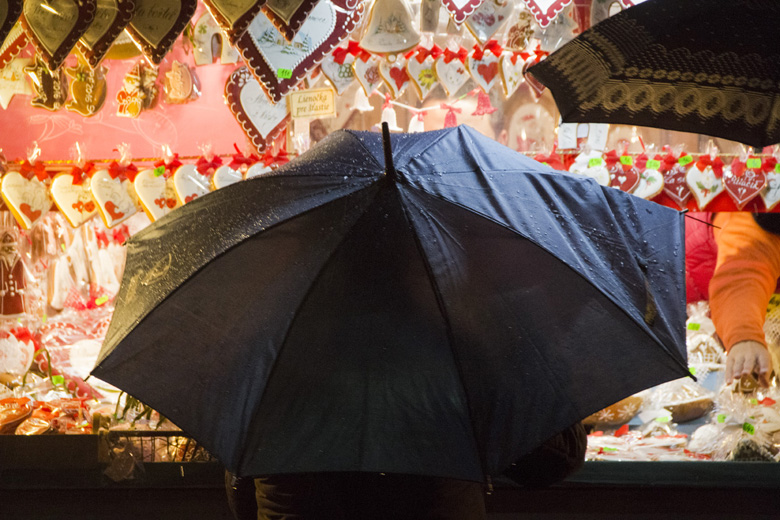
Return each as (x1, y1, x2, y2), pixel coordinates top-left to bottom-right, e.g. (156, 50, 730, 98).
(646, 159, 661, 170)
(743, 422, 755, 435)
(95, 295, 109, 306)
(775, 163, 780, 173)
(588, 157, 603, 168)
(277, 68, 293, 79)
(747, 158, 762, 169)
(557, 123, 578, 150)
(52, 375, 65, 386)
(620, 156, 633, 166)
(717, 414, 727, 423)
(687, 322, 701, 331)
(689, 366, 697, 376)
(678, 155, 693, 166)
(153, 166, 165, 177)
(587, 123, 609, 151)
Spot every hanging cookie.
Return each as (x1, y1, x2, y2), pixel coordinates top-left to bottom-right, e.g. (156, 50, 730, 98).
(353, 52, 382, 96)
(116, 59, 158, 117)
(225, 67, 290, 153)
(660, 152, 693, 209)
(760, 157, 780, 211)
(499, 52, 527, 97)
(465, 0, 513, 46)
(262, 0, 323, 43)
(102, 26, 140, 60)
(0, 57, 32, 109)
(360, 0, 420, 55)
(50, 164, 98, 227)
(379, 57, 410, 98)
(25, 57, 68, 111)
(0, 0, 22, 46)
(505, 7, 534, 51)
(406, 46, 440, 100)
(434, 47, 468, 96)
(440, 0, 485, 25)
(133, 167, 177, 221)
(172, 163, 211, 205)
(685, 155, 724, 210)
(235, 0, 363, 103)
(20, 0, 97, 71)
(569, 149, 609, 186)
(632, 155, 664, 201)
(723, 156, 767, 210)
(163, 60, 199, 104)
(126, 0, 198, 65)
(191, 11, 239, 66)
(467, 42, 501, 93)
(203, 0, 267, 44)
(0, 21, 28, 69)
(522, 0, 573, 28)
(76, 0, 136, 69)
(1, 159, 52, 230)
(65, 63, 107, 116)
(320, 44, 357, 95)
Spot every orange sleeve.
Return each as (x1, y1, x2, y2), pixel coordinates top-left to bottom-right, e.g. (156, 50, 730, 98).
(709, 213, 780, 351)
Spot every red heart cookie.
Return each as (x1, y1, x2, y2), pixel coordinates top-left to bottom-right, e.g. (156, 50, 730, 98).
(723, 166, 766, 210)
(467, 52, 499, 93)
(379, 59, 410, 98)
(235, 0, 363, 103)
(662, 164, 692, 209)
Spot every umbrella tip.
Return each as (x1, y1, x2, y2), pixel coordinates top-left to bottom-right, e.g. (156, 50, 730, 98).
(381, 122, 397, 182)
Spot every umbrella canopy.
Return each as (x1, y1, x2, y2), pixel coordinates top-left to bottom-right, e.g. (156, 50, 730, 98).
(92, 125, 689, 482)
(527, 0, 780, 148)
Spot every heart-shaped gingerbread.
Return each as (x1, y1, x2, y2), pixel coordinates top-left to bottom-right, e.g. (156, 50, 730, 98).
(662, 164, 692, 209)
(499, 54, 526, 97)
(608, 164, 640, 193)
(569, 152, 609, 186)
(522, 0, 571, 28)
(686, 165, 724, 210)
(723, 166, 766, 210)
(406, 53, 437, 100)
(203, 0, 267, 44)
(353, 54, 382, 96)
(320, 51, 356, 95)
(262, 0, 320, 42)
(0, 0, 22, 48)
(235, 0, 363, 103)
(212, 165, 243, 190)
(633, 167, 664, 200)
(126, 0, 198, 65)
(465, 0, 513, 45)
(379, 58, 410, 98)
(225, 66, 291, 153)
(90, 168, 138, 227)
(50, 173, 98, 227)
(133, 168, 177, 221)
(441, 0, 485, 25)
(467, 52, 500, 93)
(76, 0, 136, 68)
(1, 172, 51, 229)
(173, 164, 211, 205)
(191, 11, 240, 66)
(0, 21, 28, 69)
(761, 173, 780, 211)
(21, 0, 97, 71)
(434, 55, 469, 97)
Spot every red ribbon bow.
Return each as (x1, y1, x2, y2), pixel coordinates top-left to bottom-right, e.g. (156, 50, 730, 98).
(472, 41, 503, 61)
(603, 149, 621, 168)
(762, 156, 778, 174)
(20, 160, 48, 181)
(408, 44, 442, 63)
(635, 153, 649, 170)
(533, 149, 565, 171)
(229, 144, 260, 170)
(95, 230, 110, 248)
(154, 153, 182, 178)
(107, 160, 138, 181)
(196, 155, 223, 176)
(69, 161, 95, 185)
(659, 152, 679, 173)
(443, 47, 468, 64)
(695, 155, 725, 178)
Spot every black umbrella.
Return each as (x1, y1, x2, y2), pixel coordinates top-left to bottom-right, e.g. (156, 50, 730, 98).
(92, 125, 689, 482)
(527, 0, 780, 148)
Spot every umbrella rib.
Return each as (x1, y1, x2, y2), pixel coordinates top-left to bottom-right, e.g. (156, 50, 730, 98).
(401, 182, 690, 377)
(394, 187, 490, 481)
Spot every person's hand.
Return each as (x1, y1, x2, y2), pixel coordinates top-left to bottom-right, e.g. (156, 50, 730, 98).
(726, 340, 772, 387)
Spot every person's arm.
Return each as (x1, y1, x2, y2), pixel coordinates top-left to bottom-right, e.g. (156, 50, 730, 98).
(709, 214, 780, 386)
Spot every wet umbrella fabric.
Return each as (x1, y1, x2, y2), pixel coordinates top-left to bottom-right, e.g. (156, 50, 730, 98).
(92, 126, 689, 482)
(527, 0, 780, 148)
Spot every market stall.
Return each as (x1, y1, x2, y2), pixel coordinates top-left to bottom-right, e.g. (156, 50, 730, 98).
(2, 0, 780, 513)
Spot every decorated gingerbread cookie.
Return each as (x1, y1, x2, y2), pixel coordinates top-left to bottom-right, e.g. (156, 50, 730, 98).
(90, 168, 138, 227)
(173, 164, 211, 205)
(50, 172, 97, 228)
(126, 0, 198, 65)
(65, 63, 107, 117)
(21, 0, 97, 71)
(1, 171, 51, 230)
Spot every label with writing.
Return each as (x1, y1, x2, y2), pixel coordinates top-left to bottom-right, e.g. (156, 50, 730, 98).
(238, 74, 290, 135)
(80, 0, 118, 49)
(678, 154, 693, 166)
(620, 156, 633, 166)
(131, 0, 181, 47)
(287, 87, 335, 118)
(747, 158, 762, 169)
(23, 0, 79, 56)
(588, 157, 603, 168)
(646, 159, 661, 170)
(277, 68, 292, 78)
